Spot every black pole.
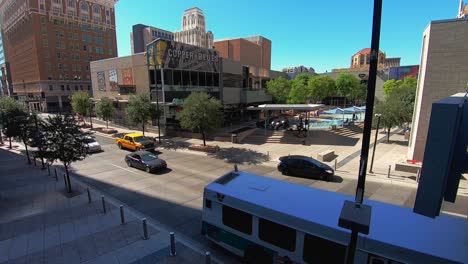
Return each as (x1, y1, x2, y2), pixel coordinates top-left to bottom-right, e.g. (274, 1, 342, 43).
(344, 1, 382, 263)
(355, 0, 382, 204)
(155, 69, 161, 143)
(369, 114, 381, 173)
(33, 114, 46, 170)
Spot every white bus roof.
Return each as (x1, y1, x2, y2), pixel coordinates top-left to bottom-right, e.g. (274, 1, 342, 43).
(205, 171, 467, 263)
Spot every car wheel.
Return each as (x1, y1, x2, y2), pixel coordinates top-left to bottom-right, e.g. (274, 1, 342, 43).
(145, 167, 151, 173)
(126, 160, 131, 167)
(118, 143, 122, 149)
(135, 147, 140, 151)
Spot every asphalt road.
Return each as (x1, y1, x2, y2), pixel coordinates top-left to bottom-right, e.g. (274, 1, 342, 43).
(69, 134, 467, 262)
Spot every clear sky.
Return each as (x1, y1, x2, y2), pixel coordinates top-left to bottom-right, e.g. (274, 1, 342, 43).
(114, 0, 461, 73)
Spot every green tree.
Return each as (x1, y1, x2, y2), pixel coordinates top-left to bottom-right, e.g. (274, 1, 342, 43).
(176, 92, 223, 146)
(308, 75, 336, 102)
(336, 73, 361, 107)
(127, 92, 154, 135)
(95, 97, 115, 129)
(71, 91, 92, 124)
(349, 83, 367, 104)
(383, 79, 402, 97)
(265, 77, 291, 103)
(41, 114, 91, 193)
(0, 97, 27, 148)
(288, 73, 312, 103)
(17, 114, 36, 164)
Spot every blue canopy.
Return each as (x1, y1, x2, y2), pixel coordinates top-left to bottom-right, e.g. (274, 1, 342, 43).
(343, 107, 358, 114)
(323, 108, 344, 114)
(356, 106, 366, 111)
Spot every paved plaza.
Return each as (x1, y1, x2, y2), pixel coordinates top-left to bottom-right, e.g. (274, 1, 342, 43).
(1, 119, 467, 263)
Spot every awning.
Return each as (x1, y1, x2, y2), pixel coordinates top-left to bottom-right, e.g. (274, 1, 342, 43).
(247, 104, 324, 111)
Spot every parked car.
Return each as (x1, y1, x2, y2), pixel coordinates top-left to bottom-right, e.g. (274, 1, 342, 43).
(125, 151, 167, 173)
(277, 155, 334, 181)
(115, 133, 155, 151)
(83, 136, 102, 153)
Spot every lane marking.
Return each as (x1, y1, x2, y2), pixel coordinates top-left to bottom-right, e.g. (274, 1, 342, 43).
(111, 163, 143, 176)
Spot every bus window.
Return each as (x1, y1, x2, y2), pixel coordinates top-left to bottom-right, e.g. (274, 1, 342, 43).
(259, 218, 296, 252)
(303, 233, 346, 264)
(222, 205, 252, 235)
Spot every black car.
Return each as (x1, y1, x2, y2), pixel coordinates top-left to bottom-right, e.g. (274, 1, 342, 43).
(277, 155, 334, 181)
(125, 151, 167, 173)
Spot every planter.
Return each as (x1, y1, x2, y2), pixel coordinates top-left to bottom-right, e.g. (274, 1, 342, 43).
(188, 144, 220, 153)
(101, 128, 118, 134)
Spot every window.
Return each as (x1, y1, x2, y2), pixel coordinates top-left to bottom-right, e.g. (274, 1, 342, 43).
(108, 48, 113, 56)
(222, 205, 252, 235)
(259, 218, 296, 251)
(182, 71, 190, 86)
(57, 52, 62, 59)
(80, 85, 83, 90)
(303, 234, 346, 264)
(41, 27, 47, 35)
(67, 0, 75, 8)
(206, 72, 213, 87)
(43, 39, 48, 48)
(58, 63, 63, 70)
(66, 85, 70, 90)
(205, 199, 212, 209)
(49, 85, 53, 91)
(163, 69, 173, 85)
(83, 45, 87, 51)
(213, 73, 219, 86)
(173, 70, 181, 85)
(190, 71, 198, 86)
(199, 72, 206, 86)
(87, 85, 91, 90)
(61, 85, 65, 91)
(107, 39, 112, 46)
(41, 17, 46, 24)
(74, 85, 78, 91)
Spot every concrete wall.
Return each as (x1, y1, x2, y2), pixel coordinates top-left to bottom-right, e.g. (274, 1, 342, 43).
(90, 53, 149, 100)
(408, 19, 468, 161)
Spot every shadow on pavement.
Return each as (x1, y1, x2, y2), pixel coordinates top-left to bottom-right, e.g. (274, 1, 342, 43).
(208, 147, 269, 165)
(158, 140, 191, 151)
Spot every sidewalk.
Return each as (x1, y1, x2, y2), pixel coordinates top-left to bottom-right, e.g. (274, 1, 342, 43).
(0, 143, 217, 264)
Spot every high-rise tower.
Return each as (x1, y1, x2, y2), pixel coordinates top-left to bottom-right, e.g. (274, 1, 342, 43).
(174, 7, 213, 49)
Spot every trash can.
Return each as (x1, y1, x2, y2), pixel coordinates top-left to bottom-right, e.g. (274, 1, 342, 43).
(231, 134, 238, 144)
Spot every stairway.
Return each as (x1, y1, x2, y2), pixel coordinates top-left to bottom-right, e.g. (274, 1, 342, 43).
(242, 129, 306, 144)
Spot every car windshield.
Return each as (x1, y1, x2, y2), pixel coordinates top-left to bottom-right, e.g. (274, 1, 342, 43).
(133, 136, 149, 143)
(83, 138, 96, 144)
(141, 153, 157, 162)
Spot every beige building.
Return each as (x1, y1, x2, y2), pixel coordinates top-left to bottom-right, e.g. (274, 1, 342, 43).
(408, 18, 468, 161)
(332, 48, 400, 73)
(174, 7, 214, 49)
(0, 0, 118, 112)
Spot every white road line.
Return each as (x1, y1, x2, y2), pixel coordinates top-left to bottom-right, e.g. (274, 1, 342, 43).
(111, 163, 142, 175)
(441, 210, 467, 219)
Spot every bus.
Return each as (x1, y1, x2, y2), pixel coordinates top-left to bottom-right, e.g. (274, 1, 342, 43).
(201, 170, 467, 264)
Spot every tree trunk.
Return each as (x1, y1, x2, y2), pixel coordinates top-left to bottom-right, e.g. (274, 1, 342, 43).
(23, 137, 31, 164)
(142, 122, 145, 135)
(202, 132, 206, 146)
(9, 137, 12, 149)
(387, 127, 391, 143)
(106, 119, 109, 129)
(64, 163, 72, 193)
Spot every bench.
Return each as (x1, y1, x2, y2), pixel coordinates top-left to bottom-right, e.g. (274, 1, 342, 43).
(395, 162, 421, 173)
(317, 150, 335, 162)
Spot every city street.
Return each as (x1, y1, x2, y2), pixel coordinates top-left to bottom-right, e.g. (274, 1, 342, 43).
(66, 134, 467, 261)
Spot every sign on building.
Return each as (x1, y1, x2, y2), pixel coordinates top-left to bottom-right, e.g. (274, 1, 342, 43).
(122, 68, 133, 85)
(97, 71, 106, 91)
(109, 69, 118, 91)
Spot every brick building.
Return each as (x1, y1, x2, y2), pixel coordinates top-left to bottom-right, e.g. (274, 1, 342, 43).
(332, 48, 400, 73)
(0, 0, 118, 112)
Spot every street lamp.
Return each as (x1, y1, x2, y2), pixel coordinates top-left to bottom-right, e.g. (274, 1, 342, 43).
(369, 113, 381, 173)
(145, 46, 162, 143)
(30, 111, 46, 170)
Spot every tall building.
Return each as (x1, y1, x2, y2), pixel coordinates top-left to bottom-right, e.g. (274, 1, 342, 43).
(0, 0, 118, 112)
(0, 23, 12, 96)
(457, 0, 467, 18)
(174, 7, 214, 49)
(332, 48, 400, 72)
(130, 24, 174, 54)
(408, 18, 468, 161)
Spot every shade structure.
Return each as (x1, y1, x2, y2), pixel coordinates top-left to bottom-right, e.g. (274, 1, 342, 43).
(323, 108, 345, 114)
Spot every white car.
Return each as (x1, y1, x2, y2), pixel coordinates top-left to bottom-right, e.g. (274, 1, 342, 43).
(84, 137, 102, 153)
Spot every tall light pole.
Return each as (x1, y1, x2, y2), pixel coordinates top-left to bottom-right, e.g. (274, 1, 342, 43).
(369, 113, 381, 173)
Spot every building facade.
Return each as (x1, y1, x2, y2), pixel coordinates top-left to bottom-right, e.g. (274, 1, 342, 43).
(332, 48, 400, 73)
(0, 23, 12, 97)
(457, 0, 467, 18)
(0, 0, 118, 112)
(408, 18, 468, 161)
(282, 65, 316, 79)
(130, 24, 174, 54)
(174, 7, 213, 49)
(91, 39, 283, 127)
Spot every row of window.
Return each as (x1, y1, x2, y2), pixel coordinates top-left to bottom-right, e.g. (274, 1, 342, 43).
(48, 83, 91, 91)
(221, 205, 347, 263)
(152, 69, 219, 87)
(53, 74, 90, 81)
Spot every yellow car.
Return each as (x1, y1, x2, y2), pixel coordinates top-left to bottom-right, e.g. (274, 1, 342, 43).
(115, 133, 155, 151)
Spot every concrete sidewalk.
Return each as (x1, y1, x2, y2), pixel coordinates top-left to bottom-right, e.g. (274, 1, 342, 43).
(0, 144, 217, 264)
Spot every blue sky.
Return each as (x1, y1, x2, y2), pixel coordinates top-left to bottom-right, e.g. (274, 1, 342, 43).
(115, 0, 461, 73)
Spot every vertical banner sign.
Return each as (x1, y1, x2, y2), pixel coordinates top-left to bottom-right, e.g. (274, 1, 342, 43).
(97, 71, 106, 91)
(109, 69, 118, 91)
(122, 69, 133, 85)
